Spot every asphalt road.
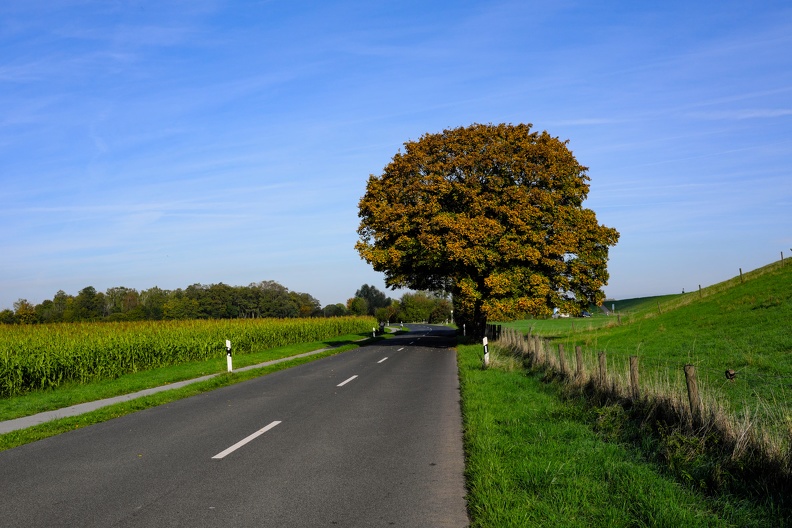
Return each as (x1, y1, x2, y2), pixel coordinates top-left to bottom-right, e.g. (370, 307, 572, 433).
(0, 324, 469, 527)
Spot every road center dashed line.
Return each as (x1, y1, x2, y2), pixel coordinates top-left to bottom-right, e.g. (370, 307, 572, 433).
(337, 375, 358, 387)
(377, 357, 388, 363)
(212, 420, 281, 459)
(397, 347, 404, 351)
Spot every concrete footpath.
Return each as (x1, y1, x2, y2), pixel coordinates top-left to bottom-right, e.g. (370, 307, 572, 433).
(0, 346, 336, 435)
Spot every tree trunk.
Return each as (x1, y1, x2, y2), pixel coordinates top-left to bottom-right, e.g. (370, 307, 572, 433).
(452, 292, 487, 338)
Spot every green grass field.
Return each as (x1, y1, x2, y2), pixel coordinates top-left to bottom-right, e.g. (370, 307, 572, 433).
(501, 260, 792, 422)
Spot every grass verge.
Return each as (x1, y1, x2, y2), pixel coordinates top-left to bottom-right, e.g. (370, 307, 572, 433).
(0, 333, 373, 422)
(458, 341, 782, 527)
(0, 333, 387, 452)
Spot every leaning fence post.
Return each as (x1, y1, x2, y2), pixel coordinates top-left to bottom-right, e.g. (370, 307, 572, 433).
(575, 346, 583, 379)
(598, 351, 607, 387)
(684, 364, 702, 425)
(558, 344, 567, 376)
(629, 356, 640, 399)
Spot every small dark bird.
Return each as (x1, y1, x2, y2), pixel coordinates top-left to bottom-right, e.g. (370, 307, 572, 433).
(725, 369, 736, 381)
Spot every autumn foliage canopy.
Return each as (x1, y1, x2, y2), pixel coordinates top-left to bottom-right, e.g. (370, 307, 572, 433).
(355, 123, 619, 336)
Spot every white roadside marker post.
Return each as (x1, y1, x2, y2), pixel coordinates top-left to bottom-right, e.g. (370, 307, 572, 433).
(226, 339, 233, 372)
(483, 337, 489, 368)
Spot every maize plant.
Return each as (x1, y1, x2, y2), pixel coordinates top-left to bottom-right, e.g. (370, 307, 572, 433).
(0, 316, 376, 398)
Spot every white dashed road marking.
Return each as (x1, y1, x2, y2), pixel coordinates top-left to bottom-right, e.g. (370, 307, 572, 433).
(337, 375, 358, 387)
(212, 421, 281, 459)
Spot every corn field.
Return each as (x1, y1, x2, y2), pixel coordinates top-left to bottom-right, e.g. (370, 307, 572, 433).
(0, 316, 376, 398)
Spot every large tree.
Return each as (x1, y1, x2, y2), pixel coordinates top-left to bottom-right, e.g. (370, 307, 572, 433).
(355, 123, 619, 337)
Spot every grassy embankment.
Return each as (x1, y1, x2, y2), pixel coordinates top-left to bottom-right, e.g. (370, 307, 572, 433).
(467, 259, 791, 524)
(500, 260, 792, 465)
(505, 260, 792, 422)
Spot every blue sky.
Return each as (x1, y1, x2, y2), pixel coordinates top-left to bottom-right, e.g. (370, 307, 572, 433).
(2, 0, 791, 310)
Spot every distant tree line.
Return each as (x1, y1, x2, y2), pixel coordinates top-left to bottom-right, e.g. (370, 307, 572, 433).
(2, 282, 453, 325)
(1, 281, 324, 324)
(344, 285, 452, 325)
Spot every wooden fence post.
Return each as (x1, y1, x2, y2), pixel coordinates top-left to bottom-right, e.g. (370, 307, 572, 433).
(740, 268, 744, 283)
(598, 351, 607, 387)
(629, 356, 639, 399)
(575, 346, 583, 379)
(684, 364, 702, 425)
(558, 344, 567, 376)
(534, 336, 543, 363)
